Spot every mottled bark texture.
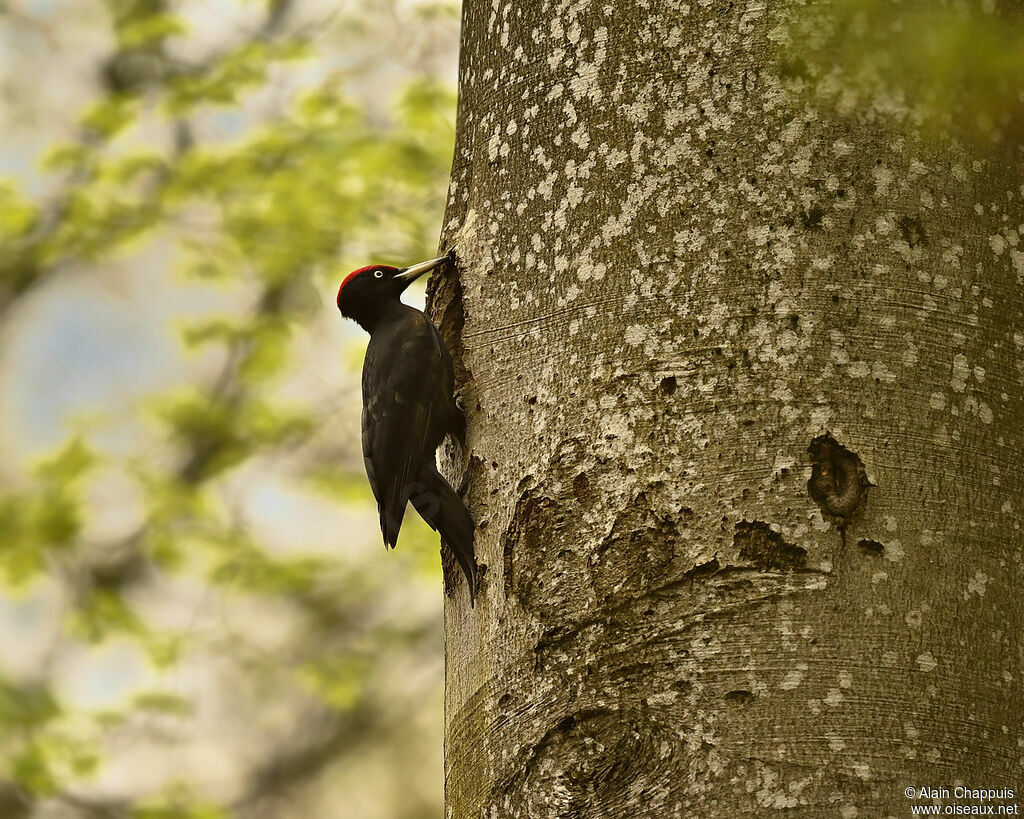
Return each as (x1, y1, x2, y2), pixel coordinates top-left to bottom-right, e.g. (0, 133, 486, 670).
(429, 1, 1023, 816)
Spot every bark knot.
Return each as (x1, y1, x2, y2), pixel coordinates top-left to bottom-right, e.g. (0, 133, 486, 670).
(507, 707, 682, 816)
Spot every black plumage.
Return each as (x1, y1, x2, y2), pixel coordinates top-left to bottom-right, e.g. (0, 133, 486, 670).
(337, 256, 477, 602)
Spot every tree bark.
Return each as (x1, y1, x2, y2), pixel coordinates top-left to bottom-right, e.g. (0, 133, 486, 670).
(432, 1, 1024, 816)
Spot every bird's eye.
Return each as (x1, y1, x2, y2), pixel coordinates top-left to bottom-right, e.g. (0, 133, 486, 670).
(373, 269, 384, 279)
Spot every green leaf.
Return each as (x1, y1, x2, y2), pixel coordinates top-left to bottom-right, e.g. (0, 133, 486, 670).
(299, 656, 370, 711)
(0, 680, 60, 730)
(305, 466, 373, 504)
(117, 12, 189, 48)
(34, 438, 96, 483)
(80, 95, 139, 139)
(10, 744, 58, 796)
(132, 691, 194, 717)
(41, 143, 95, 173)
(0, 182, 39, 236)
(69, 589, 148, 643)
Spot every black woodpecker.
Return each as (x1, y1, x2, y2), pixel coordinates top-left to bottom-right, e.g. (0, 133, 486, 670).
(336, 255, 478, 603)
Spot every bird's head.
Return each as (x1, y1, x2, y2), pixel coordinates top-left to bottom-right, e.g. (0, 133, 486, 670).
(336, 255, 449, 330)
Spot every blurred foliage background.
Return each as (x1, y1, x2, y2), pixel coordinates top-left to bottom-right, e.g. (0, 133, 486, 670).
(784, 0, 1024, 153)
(0, 0, 459, 816)
(0, 0, 1020, 817)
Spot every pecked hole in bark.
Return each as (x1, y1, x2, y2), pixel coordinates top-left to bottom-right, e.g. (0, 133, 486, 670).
(806, 432, 873, 529)
(897, 214, 927, 247)
(683, 555, 721, 581)
(572, 472, 592, 502)
(733, 520, 807, 571)
(426, 246, 469, 390)
(724, 689, 756, 705)
(858, 538, 885, 554)
(427, 249, 476, 599)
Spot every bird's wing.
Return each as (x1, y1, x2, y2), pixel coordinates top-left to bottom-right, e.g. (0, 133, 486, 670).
(361, 321, 439, 549)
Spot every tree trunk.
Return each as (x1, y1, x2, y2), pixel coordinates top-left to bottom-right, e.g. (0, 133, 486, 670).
(432, 1, 1023, 816)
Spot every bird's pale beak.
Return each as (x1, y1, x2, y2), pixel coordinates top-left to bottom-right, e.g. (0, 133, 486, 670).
(395, 255, 448, 286)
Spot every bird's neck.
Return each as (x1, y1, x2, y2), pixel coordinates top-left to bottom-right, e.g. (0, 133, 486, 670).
(355, 299, 408, 335)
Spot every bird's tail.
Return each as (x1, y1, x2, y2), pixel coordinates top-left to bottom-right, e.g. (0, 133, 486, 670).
(411, 466, 478, 604)
(379, 504, 404, 551)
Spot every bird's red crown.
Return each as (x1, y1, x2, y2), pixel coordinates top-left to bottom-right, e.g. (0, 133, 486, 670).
(337, 265, 392, 308)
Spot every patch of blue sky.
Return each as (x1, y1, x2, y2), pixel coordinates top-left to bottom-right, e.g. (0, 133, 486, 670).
(0, 584, 64, 678)
(0, 151, 34, 185)
(208, 108, 247, 139)
(1, 284, 179, 454)
(58, 641, 151, 708)
(24, 0, 65, 17)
